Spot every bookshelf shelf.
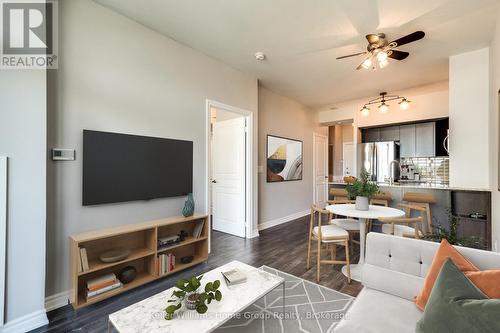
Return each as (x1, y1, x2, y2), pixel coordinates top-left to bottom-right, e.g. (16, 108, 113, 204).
(78, 247, 156, 276)
(70, 214, 208, 309)
(157, 236, 208, 253)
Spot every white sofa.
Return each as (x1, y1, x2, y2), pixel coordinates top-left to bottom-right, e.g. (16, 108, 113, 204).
(334, 232, 500, 333)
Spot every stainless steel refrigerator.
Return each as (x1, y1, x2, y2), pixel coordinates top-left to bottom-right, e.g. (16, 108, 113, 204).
(358, 141, 400, 183)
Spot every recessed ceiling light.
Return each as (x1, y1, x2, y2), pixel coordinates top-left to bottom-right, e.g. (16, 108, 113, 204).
(254, 52, 266, 61)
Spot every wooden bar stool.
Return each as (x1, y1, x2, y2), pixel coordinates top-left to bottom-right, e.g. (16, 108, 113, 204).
(329, 188, 349, 201)
(307, 205, 351, 283)
(402, 192, 436, 236)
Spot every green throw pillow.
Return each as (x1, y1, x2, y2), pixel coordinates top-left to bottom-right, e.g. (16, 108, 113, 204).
(416, 258, 500, 333)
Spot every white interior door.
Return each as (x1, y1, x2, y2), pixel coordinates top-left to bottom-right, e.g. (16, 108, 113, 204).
(343, 143, 354, 176)
(212, 117, 246, 237)
(313, 133, 328, 206)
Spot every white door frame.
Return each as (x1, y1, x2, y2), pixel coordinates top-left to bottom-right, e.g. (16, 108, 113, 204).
(0, 157, 7, 327)
(206, 100, 257, 243)
(312, 132, 328, 205)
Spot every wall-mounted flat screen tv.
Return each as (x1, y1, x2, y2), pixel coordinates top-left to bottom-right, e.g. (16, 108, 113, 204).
(83, 130, 193, 206)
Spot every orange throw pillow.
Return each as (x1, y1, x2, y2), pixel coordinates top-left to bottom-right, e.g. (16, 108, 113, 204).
(415, 239, 478, 310)
(465, 270, 500, 298)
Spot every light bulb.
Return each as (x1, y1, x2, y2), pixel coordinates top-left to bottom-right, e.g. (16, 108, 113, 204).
(360, 106, 370, 117)
(378, 58, 389, 68)
(361, 58, 372, 69)
(379, 103, 389, 113)
(399, 98, 410, 110)
(377, 51, 388, 62)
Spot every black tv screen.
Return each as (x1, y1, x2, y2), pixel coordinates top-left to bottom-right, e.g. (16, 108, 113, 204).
(83, 130, 193, 206)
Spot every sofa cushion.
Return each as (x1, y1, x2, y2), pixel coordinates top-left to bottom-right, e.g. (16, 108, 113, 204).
(415, 239, 477, 310)
(334, 288, 422, 333)
(416, 259, 500, 333)
(363, 263, 423, 301)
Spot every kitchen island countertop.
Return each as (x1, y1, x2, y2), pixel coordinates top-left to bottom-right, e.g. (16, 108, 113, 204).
(328, 181, 490, 192)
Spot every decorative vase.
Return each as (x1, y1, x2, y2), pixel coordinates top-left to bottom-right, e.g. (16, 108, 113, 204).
(182, 193, 195, 217)
(118, 266, 137, 284)
(185, 292, 200, 310)
(355, 196, 369, 211)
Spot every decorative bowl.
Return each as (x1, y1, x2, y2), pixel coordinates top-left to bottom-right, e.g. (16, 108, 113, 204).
(99, 248, 131, 263)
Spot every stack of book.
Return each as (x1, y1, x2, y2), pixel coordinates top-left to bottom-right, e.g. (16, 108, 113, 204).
(85, 273, 122, 300)
(158, 253, 175, 276)
(193, 220, 205, 238)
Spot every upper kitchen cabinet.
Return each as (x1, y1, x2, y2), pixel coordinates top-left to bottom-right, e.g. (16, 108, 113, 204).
(399, 124, 416, 157)
(380, 126, 400, 141)
(362, 125, 399, 142)
(415, 122, 435, 157)
(435, 118, 450, 157)
(363, 128, 380, 142)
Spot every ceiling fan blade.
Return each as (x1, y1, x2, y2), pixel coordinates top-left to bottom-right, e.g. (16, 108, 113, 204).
(390, 31, 425, 47)
(336, 51, 367, 60)
(388, 50, 409, 61)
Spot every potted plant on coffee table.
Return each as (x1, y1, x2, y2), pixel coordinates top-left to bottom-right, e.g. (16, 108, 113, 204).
(345, 168, 379, 211)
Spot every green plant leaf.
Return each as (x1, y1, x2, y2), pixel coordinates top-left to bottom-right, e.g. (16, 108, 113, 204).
(173, 290, 186, 298)
(196, 303, 208, 314)
(191, 277, 201, 289)
(165, 312, 174, 320)
(205, 282, 213, 292)
(166, 305, 178, 313)
(215, 290, 222, 301)
(176, 279, 188, 289)
(212, 280, 220, 290)
(198, 293, 207, 303)
(207, 297, 212, 304)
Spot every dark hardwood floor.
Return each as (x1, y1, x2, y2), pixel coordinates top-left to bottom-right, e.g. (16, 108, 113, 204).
(31, 215, 362, 333)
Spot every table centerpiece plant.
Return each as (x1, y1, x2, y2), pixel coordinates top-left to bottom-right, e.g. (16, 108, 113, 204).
(345, 168, 379, 211)
(165, 275, 222, 320)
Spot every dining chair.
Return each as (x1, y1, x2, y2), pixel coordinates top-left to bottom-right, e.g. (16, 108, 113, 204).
(379, 203, 427, 239)
(307, 205, 351, 283)
(327, 199, 359, 253)
(367, 191, 392, 232)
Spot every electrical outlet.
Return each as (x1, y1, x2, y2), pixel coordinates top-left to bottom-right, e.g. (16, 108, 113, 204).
(257, 165, 264, 173)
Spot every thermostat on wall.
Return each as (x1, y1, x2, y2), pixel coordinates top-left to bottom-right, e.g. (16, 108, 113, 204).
(52, 148, 75, 161)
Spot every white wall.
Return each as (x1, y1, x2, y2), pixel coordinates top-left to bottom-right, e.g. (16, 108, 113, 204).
(258, 86, 327, 228)
(46, 0, 257, 301)
(0, 70, 48, 329)
(449, 48, 490, 190)
(318, 81, 449, 127)
(489, 9, 500, 252)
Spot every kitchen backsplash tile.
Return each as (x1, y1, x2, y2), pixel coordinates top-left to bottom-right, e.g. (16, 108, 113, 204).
(400, 157, 449, 186)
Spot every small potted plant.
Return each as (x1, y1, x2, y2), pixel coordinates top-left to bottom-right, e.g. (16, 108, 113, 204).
(345, 168, 379, 211)
(165, 275, 222, 320)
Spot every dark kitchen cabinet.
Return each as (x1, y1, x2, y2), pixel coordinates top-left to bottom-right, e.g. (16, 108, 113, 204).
(380, 126, 400, 141)
(363, 128, 380, 142)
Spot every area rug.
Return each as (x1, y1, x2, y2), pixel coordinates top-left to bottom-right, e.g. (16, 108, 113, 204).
(214, 266, 354, 333)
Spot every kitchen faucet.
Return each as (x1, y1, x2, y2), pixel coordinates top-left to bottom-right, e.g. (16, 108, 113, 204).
(389, 160, 400, 185)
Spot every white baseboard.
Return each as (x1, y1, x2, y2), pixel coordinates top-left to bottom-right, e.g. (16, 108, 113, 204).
(258, 209, 310, 231)
(45, 290, 72, 312)
(2, 309, 48, 333)
(247, 228, 260, 238)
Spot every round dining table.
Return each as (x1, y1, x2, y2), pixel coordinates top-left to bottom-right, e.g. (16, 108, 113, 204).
(325, 204, 405, 282)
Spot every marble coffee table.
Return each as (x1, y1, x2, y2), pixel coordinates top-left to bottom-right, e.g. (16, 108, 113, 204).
(108, 261, 285, 333)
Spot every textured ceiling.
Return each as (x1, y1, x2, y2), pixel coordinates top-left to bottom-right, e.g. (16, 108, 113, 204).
(95, 0, 499, 107)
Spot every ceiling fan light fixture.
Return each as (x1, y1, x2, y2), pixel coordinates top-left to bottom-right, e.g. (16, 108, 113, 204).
(378, 58, 389, 68)
(377, 51, 388, 62)
(361, 57, 372, 69)
(399, 98, 410, 110)
(379, 102, 389, 113)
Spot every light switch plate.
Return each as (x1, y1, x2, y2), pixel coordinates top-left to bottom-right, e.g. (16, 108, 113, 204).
(52, 148, 75, 161)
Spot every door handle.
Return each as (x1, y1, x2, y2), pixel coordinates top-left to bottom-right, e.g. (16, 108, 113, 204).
(211, 180, 217, 184)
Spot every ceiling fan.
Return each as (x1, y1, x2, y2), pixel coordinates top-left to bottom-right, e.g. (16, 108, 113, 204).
(336, 31, 425, 70)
